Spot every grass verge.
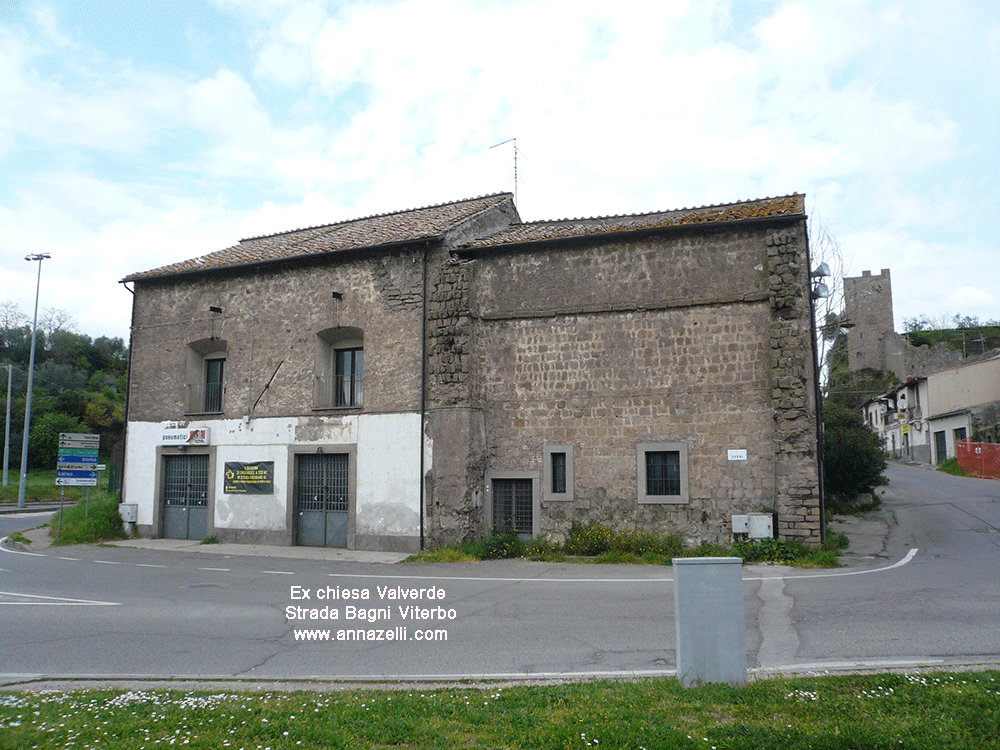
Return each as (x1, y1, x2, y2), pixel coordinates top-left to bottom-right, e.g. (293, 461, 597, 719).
(938, 457, 974, 477)
(1, 671, 998, 749)
(49, 493, 127, 546)
(409, 521, 844, 568)
(0, 469, 101, 504)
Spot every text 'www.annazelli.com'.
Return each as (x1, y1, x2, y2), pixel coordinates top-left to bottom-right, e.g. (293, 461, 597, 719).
(293, 627, 448, 642)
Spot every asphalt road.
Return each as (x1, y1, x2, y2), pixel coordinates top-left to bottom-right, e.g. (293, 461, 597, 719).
(1, 462, 997, 686)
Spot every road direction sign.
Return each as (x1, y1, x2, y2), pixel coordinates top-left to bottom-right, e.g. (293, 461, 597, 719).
(59, 433, 99, 445)
(58, 450, 99, 462)
(57, 433, 100, 487)
(57, 462, 100, 472)
(56, 477, 100, 487)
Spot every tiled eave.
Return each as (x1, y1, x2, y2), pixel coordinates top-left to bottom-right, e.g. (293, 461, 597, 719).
(122, 193, 514, 283)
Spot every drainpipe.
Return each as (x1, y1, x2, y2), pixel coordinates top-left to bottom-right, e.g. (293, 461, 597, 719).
(119, 280, 136, 502)
(419, 243, 430, 550)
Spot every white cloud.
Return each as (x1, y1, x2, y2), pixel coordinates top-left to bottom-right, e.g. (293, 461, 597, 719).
(1, 0, 997, 339)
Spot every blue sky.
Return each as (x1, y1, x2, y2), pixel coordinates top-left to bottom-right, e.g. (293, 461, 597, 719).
(1, 0, 997, 340)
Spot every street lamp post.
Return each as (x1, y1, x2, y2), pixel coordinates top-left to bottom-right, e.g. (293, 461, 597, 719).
(17, 253, 50, 508)
(3, 363, 11, 487)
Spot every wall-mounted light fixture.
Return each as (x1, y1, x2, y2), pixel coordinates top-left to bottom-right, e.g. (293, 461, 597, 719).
(811, 263, 831, 300)
(810, 262, 831, 278)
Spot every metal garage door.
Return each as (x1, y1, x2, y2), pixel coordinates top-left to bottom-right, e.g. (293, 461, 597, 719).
(162, 454, 209, 540)
(296, 453, 349, 547)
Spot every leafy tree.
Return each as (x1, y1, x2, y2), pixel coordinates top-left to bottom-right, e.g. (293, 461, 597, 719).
(29, 412, 86, 469)
(823, 401, 887, 501)
(826, 367, 899, 410)
(0, 302, 27, 329)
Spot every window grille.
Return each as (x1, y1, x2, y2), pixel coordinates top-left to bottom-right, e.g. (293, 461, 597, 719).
(492, 478, 533, 533)
(646, 450, 681, 496)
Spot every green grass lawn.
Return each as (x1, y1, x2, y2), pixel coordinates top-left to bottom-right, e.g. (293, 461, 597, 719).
(2, 671, 998, 749)
(0, 469, 95, 503)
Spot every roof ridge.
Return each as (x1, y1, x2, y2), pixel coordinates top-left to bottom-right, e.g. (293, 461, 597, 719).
(512, 194, 804, 227)
(239, 192, 514, 243)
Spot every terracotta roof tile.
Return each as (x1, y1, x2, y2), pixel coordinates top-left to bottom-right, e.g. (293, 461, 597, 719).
(462, 194, 805, 249)
(124, 193, 514, 281)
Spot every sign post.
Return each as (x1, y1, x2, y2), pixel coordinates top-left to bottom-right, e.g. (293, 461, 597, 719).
(56, 433, 100, 533)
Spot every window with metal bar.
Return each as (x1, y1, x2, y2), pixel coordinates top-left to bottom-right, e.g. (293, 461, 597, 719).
(645, 451, 681, 496)
(204, 357, 225, 413)
(550, 452, 567, 494)
(492, 478, 533, 533)
(334, 347, 363, 407)
(637, 442, 689, 504)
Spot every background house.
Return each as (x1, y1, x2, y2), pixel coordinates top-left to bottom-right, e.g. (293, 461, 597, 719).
(863, 355, 1000, 464)
(121, 192, 822, 551)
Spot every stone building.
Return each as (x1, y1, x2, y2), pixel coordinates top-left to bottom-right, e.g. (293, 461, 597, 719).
(844, 268, 965, 380)
(121, 192, 822, 551)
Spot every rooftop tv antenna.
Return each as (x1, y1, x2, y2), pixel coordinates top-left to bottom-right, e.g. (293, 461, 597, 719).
(490, 138, 521, 205)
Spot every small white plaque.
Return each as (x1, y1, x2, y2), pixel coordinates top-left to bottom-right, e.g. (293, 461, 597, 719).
(727, 449, 748, 461)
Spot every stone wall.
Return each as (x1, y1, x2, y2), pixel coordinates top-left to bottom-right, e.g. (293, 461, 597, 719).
(766, 225, 821, 541)
(422, 220, 821, 546)
(129, 251, 426, 422)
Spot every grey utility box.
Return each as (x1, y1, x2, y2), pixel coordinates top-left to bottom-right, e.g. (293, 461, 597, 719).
(672, 557, 747, 687)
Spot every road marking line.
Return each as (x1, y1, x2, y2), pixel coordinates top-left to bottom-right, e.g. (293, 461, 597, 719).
(136, 564, 167, 568)
(57, 557, 80, 561)
(326, 549, 920, 584)
(752, 548, 920, 581)
(0, 539, 45, 557)
(263, 570, 294, 575)
(94, 560, 121, 565)
(199, 567, 230, 572)
(0, 590, 120, 606)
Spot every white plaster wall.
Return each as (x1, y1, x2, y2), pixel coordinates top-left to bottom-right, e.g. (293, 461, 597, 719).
(928, 413, 973, 463)
(124, 412, 427, 540)
(355, 412, 423, 537)
(928, 358, 1000, 416)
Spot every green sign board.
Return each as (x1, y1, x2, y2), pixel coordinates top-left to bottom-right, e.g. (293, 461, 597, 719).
(223, 461, 275, 495)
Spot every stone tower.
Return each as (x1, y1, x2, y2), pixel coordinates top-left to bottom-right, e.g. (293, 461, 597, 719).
(843, 268, 894, 372)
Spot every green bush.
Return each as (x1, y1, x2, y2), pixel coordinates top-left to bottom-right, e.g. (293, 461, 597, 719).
(564, 521, 613, 556)
(731, 537, 797, 564)
(482, 528, 526, 559)
(823, 400, 887, 500)
(937, 457, 972, 477)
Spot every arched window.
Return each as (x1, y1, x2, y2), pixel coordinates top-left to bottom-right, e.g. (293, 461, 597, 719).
(316, 327, 363, 408)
